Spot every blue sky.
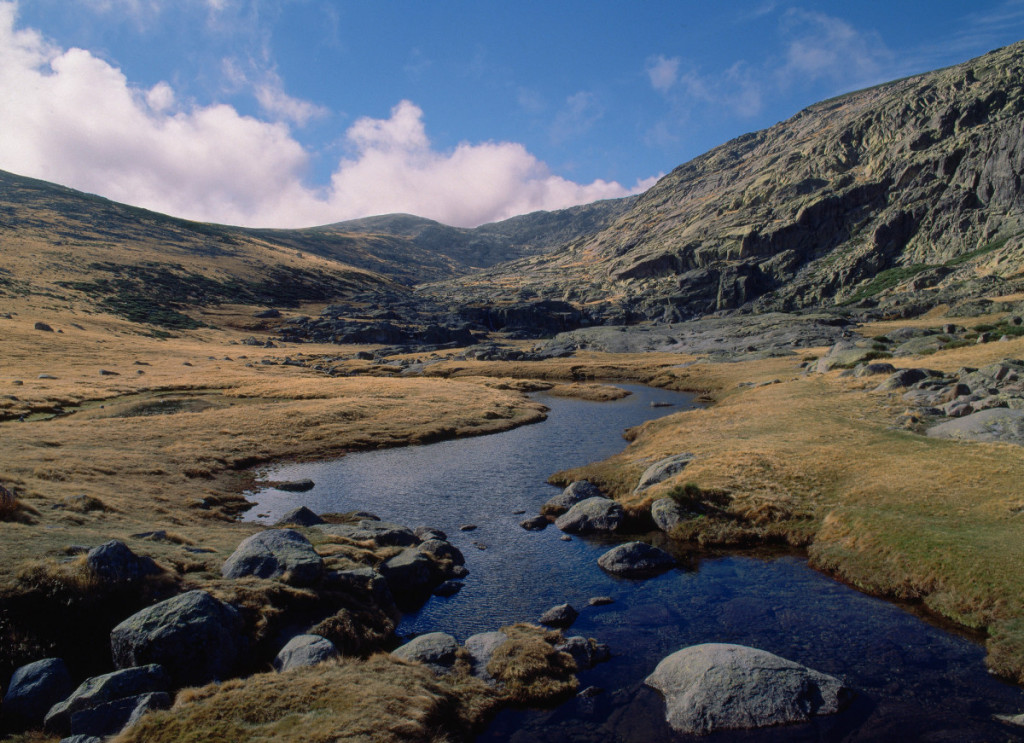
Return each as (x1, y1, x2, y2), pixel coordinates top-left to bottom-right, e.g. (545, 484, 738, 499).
(1, 1, 1023, 228)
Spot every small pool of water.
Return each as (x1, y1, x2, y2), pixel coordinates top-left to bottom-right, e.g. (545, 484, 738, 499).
(247, 385, 1024, 741)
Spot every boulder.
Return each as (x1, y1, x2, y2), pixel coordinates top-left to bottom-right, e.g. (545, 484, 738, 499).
(391, 633, 459, 674)
(926, 408, 1024, 445)
(273, 506, 324, 527)
(644, 643, 849, 734)
(874, 368, 929, 391)
(44, 665, 169, 736)
(855, 362, 897, 377)
(816, 342, 883, 372)
(34, 322, 54, 332)
(417, 538, 465, 565)
(86, 541, 161, 584)
(432, 580, 463, 597)
(317, 520, 418, 547)
(554, 497, 624, 534)
(2, 658, 73, 731)
(597, 541, 676, 578)
(464, 631, 509, 682)
(555, 636, 611, 670)
(273, 634, 339, 672)
(221, 529, 323, 586)
(110, 591, 244, 688)
(69, 692, 170, 738)
(650, 498, 691, 533)
(414, 526, 447, 541)
(538, 603, 578, 628)
(274, 479, 315, 492)
(634, 454, 695, 492)
(519, 515, 550, 530)
(378, 548, 435, 601)
(541, 481, 605, 516)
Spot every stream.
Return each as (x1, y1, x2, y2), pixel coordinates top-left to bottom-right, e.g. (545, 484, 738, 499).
(246, 384, 1024, 741)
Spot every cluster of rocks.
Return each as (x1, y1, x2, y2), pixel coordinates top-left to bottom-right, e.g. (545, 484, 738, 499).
(814, 321, 1024, 375)
(390, 626, 610, 685)
(866, 359, 1024, 443)
(523, 480, 680, 580)
(0, 507, 471, 740)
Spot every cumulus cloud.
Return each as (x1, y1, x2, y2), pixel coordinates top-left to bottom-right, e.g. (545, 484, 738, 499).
(0, 2, 647, 228)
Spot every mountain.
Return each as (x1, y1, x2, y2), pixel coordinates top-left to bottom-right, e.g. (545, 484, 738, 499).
(250, 196, 636, 272)
(426, 41, 1024, 323)
(0, 169, 628, 330)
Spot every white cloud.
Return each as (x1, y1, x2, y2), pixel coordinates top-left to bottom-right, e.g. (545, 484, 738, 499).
(328, 101, 643, 226)
(0, 3, 646, 228)
(646, 54, 680, 93)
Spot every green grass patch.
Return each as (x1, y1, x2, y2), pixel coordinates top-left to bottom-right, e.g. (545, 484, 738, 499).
(946, 231, 1022, 267)
(844, 264, 932, 304)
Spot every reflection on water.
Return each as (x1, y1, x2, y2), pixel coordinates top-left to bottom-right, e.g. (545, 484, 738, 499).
(248, 385, 1024, 741)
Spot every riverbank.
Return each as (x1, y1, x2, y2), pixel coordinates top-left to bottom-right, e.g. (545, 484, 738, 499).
(4, 301, 1024, 739)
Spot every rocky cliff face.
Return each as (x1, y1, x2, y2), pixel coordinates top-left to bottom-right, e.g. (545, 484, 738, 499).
(426, 41, 1024, 322)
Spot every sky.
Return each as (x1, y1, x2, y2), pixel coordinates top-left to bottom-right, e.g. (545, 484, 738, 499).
(1, 1, 1024, 229)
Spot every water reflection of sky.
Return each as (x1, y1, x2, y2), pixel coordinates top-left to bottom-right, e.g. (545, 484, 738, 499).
(250, 385, 1024, 741)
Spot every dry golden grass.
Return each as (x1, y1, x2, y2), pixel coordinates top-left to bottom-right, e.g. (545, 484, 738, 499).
(113, 654, 494, 743)
(486, 624, 578, 704)
(109, 624, 584, 743)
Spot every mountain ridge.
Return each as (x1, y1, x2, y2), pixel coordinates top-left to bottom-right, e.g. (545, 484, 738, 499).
(423, 40, 1024, 324)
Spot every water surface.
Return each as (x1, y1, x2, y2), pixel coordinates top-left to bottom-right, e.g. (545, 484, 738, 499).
(248, 385, 1024, 741)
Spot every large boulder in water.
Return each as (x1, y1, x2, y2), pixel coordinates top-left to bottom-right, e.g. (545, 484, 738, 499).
(541, 480, 605, 516)
(221, 529, 323, 586)
(644, 643, 850, 734)
(554, 497, 623, 534)
(2, 658, 73, 731)
(110, 591, 244, 688)
(597, 541, 675, 578)
(378, 548, 435, 604)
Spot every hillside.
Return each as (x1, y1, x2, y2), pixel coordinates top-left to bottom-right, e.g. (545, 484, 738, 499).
(0, 169, 413, 329)
(0, 169, 637, 332)
(426, 41, 1024, 324)
(247, 196, 635, 272)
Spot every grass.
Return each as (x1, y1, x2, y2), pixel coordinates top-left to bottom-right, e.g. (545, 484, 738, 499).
(111, 624, 580, 743)
(843, 264, 932, 304)
(113, 654, 494, 743)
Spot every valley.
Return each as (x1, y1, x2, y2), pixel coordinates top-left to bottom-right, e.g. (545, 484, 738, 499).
(2, 38, 1024, 743)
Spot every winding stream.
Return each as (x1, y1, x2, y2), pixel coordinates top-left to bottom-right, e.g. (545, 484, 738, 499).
(247, 385, 1024, 741)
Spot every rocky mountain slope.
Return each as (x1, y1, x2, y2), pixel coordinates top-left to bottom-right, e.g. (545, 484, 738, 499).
(426, 41, 1024, 324)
